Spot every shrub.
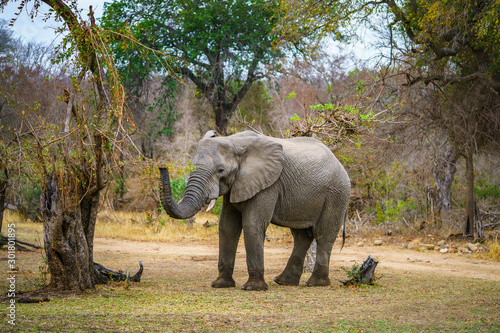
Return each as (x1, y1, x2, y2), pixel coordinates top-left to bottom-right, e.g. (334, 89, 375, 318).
(170, 176, 186, 202)
(475, 175, 500, 202)
(211, 197, 223, 216)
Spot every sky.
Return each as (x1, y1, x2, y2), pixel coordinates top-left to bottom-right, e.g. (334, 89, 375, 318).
(0, 0, 107, 44)
(0, 0, 378, 63)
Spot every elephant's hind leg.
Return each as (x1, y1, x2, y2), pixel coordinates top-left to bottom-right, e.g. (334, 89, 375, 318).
(306, 206, 344, 287)
(305, 238, 334, 286)
(274, 228, 314, 286)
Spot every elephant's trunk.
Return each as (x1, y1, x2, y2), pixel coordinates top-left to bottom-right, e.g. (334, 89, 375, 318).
(159, 167, 208, 220)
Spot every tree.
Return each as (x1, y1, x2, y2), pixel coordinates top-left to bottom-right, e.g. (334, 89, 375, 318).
(101, 0, 284, 134)
(278, 0, 500, 238)
(0, 0, 141, 291)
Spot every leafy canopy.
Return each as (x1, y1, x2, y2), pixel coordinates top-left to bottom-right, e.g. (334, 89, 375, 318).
(101, 0, 284, 133)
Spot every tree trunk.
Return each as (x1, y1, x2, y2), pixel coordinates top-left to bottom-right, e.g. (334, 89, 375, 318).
(0, 172, 7, 233)
(475, 203, 484, 240)
(41, 173, 98, 291)
(213, 105, 229, 135)
(464, 147, 475, 237)
(304, 240, 317, 273)
(141, 136, 154, 160)
(432, 145, 458, 214)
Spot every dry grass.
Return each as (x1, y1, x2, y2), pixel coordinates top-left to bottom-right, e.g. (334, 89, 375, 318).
(96, 210, 219, 243)
(2, 210, 292, 244)
(95, 210, 293, 244)
(488, 236, 500, 260)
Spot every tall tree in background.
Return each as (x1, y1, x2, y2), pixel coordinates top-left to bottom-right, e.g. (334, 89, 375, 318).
(101, 0, 284, 134)
(277, 0, 500, 238)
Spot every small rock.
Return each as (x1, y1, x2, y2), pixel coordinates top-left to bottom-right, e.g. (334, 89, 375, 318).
(437, 240, 446, 246)
(420, 244, 435, 251)
(402, 243, 408, 249)
(467, 243, 478, 252)
(448, 247, 456, 253)
(458, 247, 471, 254)
(408, 242, 419, 250)
(439, 248, 449, 253)
(357, 241, 364, 247)
(374, 239, 383, 246)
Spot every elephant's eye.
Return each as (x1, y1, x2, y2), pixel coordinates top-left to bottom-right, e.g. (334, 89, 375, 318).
(218, 168, 225, 174)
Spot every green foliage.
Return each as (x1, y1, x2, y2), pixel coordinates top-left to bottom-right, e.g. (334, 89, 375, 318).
(341, 262, 363, 284)
(290, 113, 301, 122)
(24, 256, 49, 289)
(34, 257, 49, 288)
(211, 197, 223, 216)
(14, 174, 43, 221)
(475, 175, 500, 201)
(230, 82, 273, 133)
(102, 0, 286, 132)
(341, 260, 379, 287)
(288, 102, 365, 148)
(114, 172, 127, 198)
(375, 198, 417, 224)
(147, 78, 179, 140)
(170, 176, 186, 203)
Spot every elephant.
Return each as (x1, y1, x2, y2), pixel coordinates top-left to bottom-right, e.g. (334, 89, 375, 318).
(159, 130, 350, 291)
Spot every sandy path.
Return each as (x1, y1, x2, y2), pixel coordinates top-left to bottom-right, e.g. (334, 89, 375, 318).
(94, 237, 500, 282)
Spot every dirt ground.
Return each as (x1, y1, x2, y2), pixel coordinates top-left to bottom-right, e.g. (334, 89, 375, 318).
(94, 237, 500, 284)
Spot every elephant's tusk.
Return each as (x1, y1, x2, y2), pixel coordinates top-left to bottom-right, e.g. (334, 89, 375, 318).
(206, 199, 216, 212)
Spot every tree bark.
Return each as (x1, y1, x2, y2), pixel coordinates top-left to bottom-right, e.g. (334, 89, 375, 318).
(432, 144, 458, 214)
(464, 147, 475, 237)
(41, 173, 98, 291)
(304, 240, 317, 273)
(0, 171, 7, 233)
(214, 105, 230, 136)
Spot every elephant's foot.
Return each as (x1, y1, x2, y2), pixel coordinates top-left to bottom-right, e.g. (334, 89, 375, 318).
(241, 279, 268, 291)
(306, 273, 330, 287)
(211, 274, 236, 288)
(273, 272, 300, 286)
(241, 268, 268, 291)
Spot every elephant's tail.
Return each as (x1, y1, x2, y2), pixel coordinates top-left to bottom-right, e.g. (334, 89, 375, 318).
(340, 211, 347, 252)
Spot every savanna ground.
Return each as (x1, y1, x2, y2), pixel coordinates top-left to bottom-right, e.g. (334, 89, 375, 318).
(1, 210, 499, 332)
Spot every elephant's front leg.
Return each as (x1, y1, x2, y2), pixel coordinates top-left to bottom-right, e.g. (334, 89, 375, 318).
(241, 206, 273, 291)
(212, 198, 242, 288)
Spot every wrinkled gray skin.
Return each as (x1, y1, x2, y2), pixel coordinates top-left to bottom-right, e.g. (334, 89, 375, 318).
(160, 131, 350, 291)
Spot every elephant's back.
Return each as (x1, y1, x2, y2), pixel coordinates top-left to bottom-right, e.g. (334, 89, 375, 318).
(263, 134, 350, 190)
(277, 137, 346, 175)
(276, 137, 349, 211)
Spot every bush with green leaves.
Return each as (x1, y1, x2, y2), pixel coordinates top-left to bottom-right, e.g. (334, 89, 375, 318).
(475, 175, 500, 203)
(169, 176, 186, 202)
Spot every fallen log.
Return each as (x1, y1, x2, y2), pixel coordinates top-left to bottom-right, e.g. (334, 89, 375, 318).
(93, 259, 143, 284)
(18, 297, 50, 303)
(0, 235, 42, 252)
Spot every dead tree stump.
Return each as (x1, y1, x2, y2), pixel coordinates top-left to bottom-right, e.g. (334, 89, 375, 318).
(340, 255, 379, 286)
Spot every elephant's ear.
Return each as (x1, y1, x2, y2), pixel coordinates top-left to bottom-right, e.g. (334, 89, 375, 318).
(203, 130, 217, 139)
(230, 136, 284, 203)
